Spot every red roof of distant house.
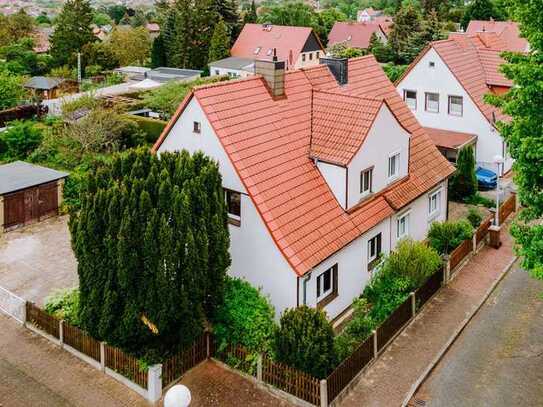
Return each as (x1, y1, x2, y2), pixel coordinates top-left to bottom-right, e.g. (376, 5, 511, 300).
(153, 56, 454, 276)
(328, 21, 387, 49)
(423, 127, 477, 150)
(146, 23, 160, 33)
(399, 34, 511, 126)
(230, 23, 323, 69)
(466, 20, 528, 52)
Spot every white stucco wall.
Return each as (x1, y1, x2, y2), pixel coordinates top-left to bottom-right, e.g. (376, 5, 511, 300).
(157, 97, 297, 318)
(347, 105, 410, 209)
(396, 48, 511, 174)
(300, 218, 391, 319)
(317, 161, 347, 208)
(294, 51, 322, 69)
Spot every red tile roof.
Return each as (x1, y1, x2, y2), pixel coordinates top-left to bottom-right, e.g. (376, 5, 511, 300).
(423, 127, 477, 150)
(230, 23, 323, 69)
(328, 22, 387, 49)
(153, 56, 454, 276)
(466, 20, 528, 52)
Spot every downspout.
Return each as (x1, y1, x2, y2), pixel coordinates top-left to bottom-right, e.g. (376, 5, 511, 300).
(302, 273, 312, 306)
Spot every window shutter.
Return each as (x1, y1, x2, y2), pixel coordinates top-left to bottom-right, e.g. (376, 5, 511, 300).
(333, 265, 338, 295)
(377, 233, 382, 255)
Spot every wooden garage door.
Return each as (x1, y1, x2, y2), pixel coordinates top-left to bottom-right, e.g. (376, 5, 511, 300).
(4, 191, 25, 229)
(38, 182, 58, 220)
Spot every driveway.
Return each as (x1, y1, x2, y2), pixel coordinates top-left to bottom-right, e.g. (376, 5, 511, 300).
(0, 216, 77, 305)
(0, 314, 148, 407)
(413, 265, 543, 406)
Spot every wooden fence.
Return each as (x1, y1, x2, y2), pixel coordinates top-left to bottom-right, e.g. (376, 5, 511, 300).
(476, 215, 493, 246)
(213, 341, 255, 375)
(162, 332, 209, 389)
(415, 268, 443, 309)
(377, 296, 412, 351)
(499, 194, 516, 224)
(262, 355, 321, 406)
(449, 238, 472, 272)
(26, 302, 60, 339)
(63, 322, 101, 362)
(327, 336, 373, 402)
(104, 344, 148, 389)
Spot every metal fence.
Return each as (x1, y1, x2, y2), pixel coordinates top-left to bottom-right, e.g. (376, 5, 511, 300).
(0, 286, 25, 323)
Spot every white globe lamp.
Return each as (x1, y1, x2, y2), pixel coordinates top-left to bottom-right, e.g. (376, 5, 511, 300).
(164, 384, 191, 407)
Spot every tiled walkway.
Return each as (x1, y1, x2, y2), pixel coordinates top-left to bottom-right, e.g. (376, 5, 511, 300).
(338, 223, 515, 407)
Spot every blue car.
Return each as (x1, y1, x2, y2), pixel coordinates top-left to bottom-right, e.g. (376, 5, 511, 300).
(476, 167, 497, 190)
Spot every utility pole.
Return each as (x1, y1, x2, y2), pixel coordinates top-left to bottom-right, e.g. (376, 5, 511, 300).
(77, 52, 82, 84)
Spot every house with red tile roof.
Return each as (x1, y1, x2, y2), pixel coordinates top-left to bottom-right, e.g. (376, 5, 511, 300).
(396, 33, 514, 175)
(327, 21, 388, 50)
(153, 55, 454, 321)
(209, 23, 324, 78)
(466, 20, 529, 52)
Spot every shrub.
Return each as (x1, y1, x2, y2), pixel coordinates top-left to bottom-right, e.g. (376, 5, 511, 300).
(0, 120, 43, 159)
(467, 206, 483, 228)
(428, 219, 474, 255)
(463, 192, 495, 209)
(213, 277, 276, 354)
(382, 238, 442, 289)
(274, 306, 336, 378)
(123, 114, 167, 144)
(449, 145, 477, 201)
(44, 288, 80, 326)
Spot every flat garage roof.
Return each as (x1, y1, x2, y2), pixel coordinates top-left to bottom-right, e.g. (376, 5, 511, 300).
(0, 161, 68, 195)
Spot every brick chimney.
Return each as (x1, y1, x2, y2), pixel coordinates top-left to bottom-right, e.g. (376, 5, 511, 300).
(255, 49, 285, 97)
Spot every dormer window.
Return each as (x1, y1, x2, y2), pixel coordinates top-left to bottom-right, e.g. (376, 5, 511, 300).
(347, 35, 352, 41)
(267, 48, 273, 56)
(388, 152, 400, 180)
(254, 46, 261, 54)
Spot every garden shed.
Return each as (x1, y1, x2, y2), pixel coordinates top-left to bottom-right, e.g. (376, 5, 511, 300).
(0, 161, 68, 232)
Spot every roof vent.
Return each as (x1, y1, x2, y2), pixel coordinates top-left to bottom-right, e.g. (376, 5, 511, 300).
(320, 57, 348, 85)
(262, 23, 273, 31)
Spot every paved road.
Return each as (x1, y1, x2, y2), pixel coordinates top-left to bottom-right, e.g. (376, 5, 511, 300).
(414, 264, 543, 407)
(0, 216, 77, 305)
(0, 314, 148, 407)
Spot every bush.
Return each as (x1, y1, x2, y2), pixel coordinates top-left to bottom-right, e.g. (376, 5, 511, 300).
(0, 120, 43, 159)
(213, 277, 276, 354)
(123, 115, 167, 144)
(428, 219, 474, 255)
(449, 145, 477, 201)
(274, 306, 336, 378)
(463, 192, 495, 209)
(44, 288, 80, 326)
(467, 206, 483, 228)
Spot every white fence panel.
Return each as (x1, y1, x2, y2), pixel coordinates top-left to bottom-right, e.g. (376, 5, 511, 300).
(0, 286, 26, 323)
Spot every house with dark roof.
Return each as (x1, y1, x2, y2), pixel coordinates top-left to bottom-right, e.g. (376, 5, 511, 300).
(396, 32, 515, 174)
(328, 21, 388, 50)
(465, 20, 529, 52)
(153, 55, 454, 322)
(209, 23, 325, 78)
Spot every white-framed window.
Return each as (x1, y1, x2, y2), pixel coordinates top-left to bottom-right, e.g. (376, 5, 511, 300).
(448, 95, 463, 116)
(309, 52, 313, 60)
(214, 69, 220, 75)
(388, 152, 400, 179)
(428, 189, 441, 217)
(267, 48, 273, 56)
(360, 167, 373, 195)
(397, 212, 410, 239)
(316, 264, 337, 303)
(403, 90, 417, 110)
(316, 51, 320, 59)
(193, 121, 201, 134)
(368, 233, 382, 263)
(425, 92, 439, 113)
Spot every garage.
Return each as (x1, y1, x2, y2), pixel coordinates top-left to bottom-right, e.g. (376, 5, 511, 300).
(0, 161, 68, 232)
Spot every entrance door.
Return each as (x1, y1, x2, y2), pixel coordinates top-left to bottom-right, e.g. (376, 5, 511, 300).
(23, 187, 39, 225)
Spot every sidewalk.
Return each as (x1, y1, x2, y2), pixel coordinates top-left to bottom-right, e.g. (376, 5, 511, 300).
(338, 223, 515, 407)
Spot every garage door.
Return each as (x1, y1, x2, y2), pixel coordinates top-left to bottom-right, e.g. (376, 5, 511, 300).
(38, 182, 58, 220)
(4, 191, 25, 229)
(3, 182, 59, 230)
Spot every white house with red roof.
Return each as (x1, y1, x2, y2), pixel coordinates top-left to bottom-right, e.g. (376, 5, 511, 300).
(328, 21, 388, 50)
(466, 20, 529, 52)
(396, 33, 515, 175)
(154, 56, 454, 322)
(209, 23, 324, 78)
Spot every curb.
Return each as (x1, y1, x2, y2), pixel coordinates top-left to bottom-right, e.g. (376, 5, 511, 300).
(401, 255, 518, 407)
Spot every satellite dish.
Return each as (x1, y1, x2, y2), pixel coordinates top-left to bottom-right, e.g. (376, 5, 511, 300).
(164, 385, 191, 407)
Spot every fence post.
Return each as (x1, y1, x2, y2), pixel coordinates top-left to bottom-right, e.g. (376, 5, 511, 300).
(372, 329, 378, 358)
(442, 255, 450, 285)
(147, 364, 162, 403)
(257, 354, 263, 382)
(59, 320, 64, 348)
(206, 331, 210, 358)
(320, 379, 328, 407)
(100, 342, 106, 372)
(410, 292, 416, 317)
(472, 232, 477, 253)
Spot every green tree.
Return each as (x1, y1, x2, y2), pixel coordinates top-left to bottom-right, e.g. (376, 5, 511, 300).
(50, 0, 95, 66)
(151, 35, 167, 68)
(106, 26, 151, 66)
(274, 306, 336, 378)
(0, 68, 26, 109)
(81, 41, 120, 71)
(243, 0, 258, 24)
(388, 3, 422, 64)
(327, 41, 365, 59)
(399, 8, 443, 63)
(0, 120, 43, 160)
(428, 219, 474, 254)
(106, 4, 128, 24)
(92, 11, 112, 26)
(208, 19, 231, 64)
(487, 0, 543, 280)
(460, 0, 502, 30)
(0, 38, 53, 76)
(0, 10, 35, 47)
(316, 8, 347, 46)
(448, 145, 477, 201)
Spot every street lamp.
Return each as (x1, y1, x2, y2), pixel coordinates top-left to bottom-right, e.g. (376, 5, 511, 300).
(493, 155, 504, 226)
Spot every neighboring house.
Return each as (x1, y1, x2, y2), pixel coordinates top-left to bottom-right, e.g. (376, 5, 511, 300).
(33, 27, 53, 54)
(396, 33, 514, 174)
(146, 22, 160, 40)
(357, 8, 383, 22)
(24, 76, 64, 100)
(465, 20, 529, 52)
(153, 55, 454, 321)
(209, 57, 255, 78)
(209, 23, 325, 77)
(328, 21, 388, 50)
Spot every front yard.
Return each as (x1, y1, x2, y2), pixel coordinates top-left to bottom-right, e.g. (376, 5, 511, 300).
(0, 216, 77, 305)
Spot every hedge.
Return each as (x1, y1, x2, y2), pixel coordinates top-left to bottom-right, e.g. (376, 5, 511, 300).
(123, 115, 167, 144)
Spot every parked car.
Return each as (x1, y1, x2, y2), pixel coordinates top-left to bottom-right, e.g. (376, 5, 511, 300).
(476, 167, 497, 189)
